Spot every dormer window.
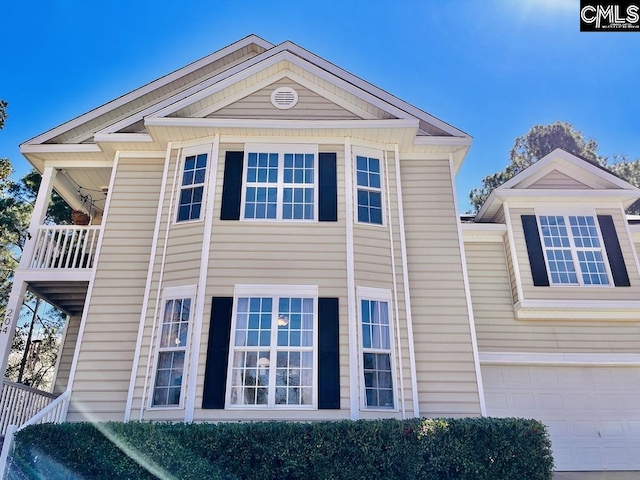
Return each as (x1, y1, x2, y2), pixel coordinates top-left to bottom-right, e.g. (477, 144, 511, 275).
(522, 213, 630, 288)
(539, 215, 610, 286)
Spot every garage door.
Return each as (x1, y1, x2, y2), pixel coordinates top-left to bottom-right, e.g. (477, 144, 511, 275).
(482, 365, 640, 471)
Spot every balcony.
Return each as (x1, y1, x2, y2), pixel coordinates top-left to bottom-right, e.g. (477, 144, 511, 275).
(29, 225, 100, 271)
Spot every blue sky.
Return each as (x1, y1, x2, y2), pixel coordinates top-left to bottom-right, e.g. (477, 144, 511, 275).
(1, 0, 638, 212)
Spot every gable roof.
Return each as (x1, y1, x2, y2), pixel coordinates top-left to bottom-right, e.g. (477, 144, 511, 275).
(476, 148, 640, 222)
(21, 35, 470, 153)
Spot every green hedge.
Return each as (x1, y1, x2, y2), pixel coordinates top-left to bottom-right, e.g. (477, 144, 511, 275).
(9, 417, 553, 479)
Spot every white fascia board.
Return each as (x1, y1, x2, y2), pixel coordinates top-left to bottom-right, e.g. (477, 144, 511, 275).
(495, 189, 640, 202)
(281, 42, 470, 139)
(144, 117, 419, 130)
(413, 136, 472, 146)
(514, 299, 640, 320)
(94, 133, 154, 143)
(17, 269, 92, 283)
(23, 35, 273, 146)
(20, 144, 102, 154)
(479, 352, 640, 365)
(461, 223, 507, 242)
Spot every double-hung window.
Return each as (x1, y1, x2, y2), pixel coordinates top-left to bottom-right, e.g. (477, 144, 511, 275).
(243, 145, 317, 221)
(177, 149, 208, 222)
(151, 286, 195, 407)
(355, 151, 383, 225)
(357, 287, 395, 410)
(227, 286, 317, 408)
(538, 214, 610, 286)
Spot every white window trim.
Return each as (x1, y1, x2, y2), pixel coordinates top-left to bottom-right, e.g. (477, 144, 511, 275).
(174, 145, 211, 224)
(240, 143, 319, 222)
(148, 284, 197, 410)
(226, 284, 319, 410)
(353, 147, 386, 227)
(356, 286, 398, 412)
(534, 209, 613, 287)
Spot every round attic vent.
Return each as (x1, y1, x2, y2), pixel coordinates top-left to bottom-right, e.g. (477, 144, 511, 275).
(271, 87, 298, 109)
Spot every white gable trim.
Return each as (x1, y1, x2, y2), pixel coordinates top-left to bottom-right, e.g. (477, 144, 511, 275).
(280, 42, 469, 138)
(477, 149, 640, 222)
(148, 51, 417, 123)
(516, 162, 603, 190)
(193, 69, 379, 121)
(501, 149, 634, 191)
(23, 35, 273, 146)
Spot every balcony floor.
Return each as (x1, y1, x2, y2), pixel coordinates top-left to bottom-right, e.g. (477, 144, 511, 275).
(27, 281, 88, 316)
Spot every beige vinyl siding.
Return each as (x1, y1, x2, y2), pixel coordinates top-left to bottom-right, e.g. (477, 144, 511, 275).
(67, 157, 164, 421)
(53, 315, 81, 394)
(528, 170, 590, 189)
(467, 240, 640, 353)
(510, 207, 640, 301)
(504, 238, 519, 305)
(208, 79, 361, 120)
(401, 156, 481, 417)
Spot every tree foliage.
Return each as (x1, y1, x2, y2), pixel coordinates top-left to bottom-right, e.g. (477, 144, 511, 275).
(468, 121, 640, 214)
(0, 100, 71, 389)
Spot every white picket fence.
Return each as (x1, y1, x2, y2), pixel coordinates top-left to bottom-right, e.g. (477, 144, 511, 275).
(29, 225, 100, 269)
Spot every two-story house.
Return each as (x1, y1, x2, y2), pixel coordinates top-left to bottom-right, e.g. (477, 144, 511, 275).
(1, 35, 639, 474)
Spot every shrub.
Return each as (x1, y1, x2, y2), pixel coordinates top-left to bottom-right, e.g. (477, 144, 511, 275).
(8, 417, 553, 480)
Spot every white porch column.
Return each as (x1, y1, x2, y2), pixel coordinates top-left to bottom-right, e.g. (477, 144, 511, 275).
(20, 166, 57, 269)
(0, 166, 57, 378)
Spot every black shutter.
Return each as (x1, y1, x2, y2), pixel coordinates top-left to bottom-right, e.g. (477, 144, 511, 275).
(220, 151, 244, 220)
(318, 297, 340, 409)
(598, 215, 630, 287)
(202, 297, 233, 409)
(522, 215, 550, 287)
(318, 153, 338, 222)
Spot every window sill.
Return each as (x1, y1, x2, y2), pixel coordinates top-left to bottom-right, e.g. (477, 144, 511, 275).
(514, 299, 640, 320)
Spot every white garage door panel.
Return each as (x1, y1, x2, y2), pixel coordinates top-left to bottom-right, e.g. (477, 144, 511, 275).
(482, 365, 640, 471)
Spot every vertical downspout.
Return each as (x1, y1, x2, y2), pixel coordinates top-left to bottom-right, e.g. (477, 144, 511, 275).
(384, 150, 405, 418)
(185, 135, 220, 422)
(394, 144, 420, 417)
(124, 142, 173, 421)
(344, 137, 359, 419)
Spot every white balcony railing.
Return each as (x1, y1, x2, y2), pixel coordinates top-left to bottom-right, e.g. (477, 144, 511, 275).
(0, 379, 59, 436)
(29, 225, 100, 270)
(0, 382, 70, 478)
